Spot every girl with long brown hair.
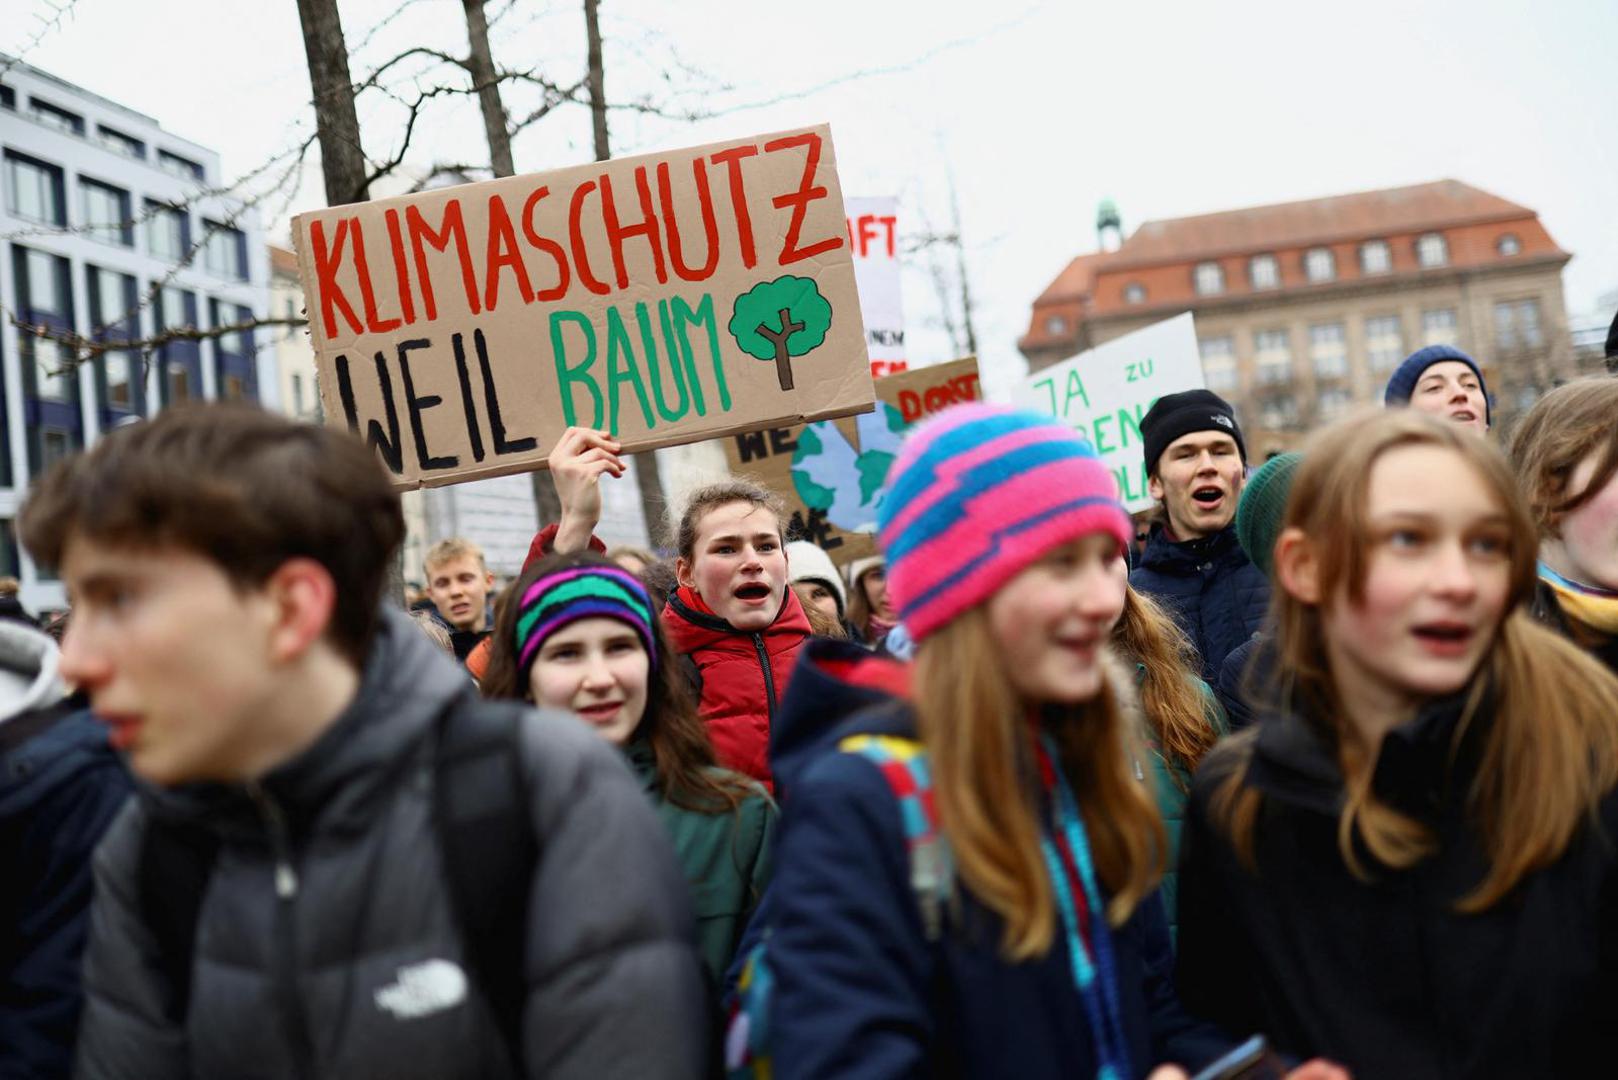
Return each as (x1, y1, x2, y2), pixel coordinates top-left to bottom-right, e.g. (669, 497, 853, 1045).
(481, 551, 775, 987)
(1109, 584, 1225, 926)
(752, 406, 1332, 1079)
(1177, 409, 1618, 1077)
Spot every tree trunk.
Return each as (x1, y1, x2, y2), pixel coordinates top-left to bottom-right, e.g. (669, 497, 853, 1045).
(295, 0, 408, 603)
(584, 0, 611, 162)
(584, 0, 670, 549)
(462, 0, 515, 178)
(294, 0, 370, 206)
(461, 0, 564, 527)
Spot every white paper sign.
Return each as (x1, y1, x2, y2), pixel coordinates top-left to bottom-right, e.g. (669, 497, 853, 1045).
(844, 196, 905, 376)
(1015, 312, 1205, 511)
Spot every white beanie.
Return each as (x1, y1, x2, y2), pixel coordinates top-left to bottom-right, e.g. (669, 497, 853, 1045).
(845, 555, 885, 595)
(786, 541, 847, 616)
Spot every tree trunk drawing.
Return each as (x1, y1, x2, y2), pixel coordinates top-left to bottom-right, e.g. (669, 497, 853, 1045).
(754, 308, 804, 391)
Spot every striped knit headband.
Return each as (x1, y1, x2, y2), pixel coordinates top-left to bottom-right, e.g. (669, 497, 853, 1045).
(514, 566, 659, 685)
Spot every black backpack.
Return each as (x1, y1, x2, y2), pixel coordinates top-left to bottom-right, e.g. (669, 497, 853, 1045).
(136, 699, 539, 1067)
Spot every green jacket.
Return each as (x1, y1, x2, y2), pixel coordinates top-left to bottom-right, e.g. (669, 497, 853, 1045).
(625, 740, 776, 987)
(1137, 668, 1228, 932)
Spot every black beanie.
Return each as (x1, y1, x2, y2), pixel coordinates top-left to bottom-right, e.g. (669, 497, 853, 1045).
(1141, 389, 1246, 476)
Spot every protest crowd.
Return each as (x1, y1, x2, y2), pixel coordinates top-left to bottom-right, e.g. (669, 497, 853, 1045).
(6, 180, 1618, 1078)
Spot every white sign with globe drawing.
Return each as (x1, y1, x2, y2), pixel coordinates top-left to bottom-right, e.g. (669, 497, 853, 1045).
(789, 403, 908, 534)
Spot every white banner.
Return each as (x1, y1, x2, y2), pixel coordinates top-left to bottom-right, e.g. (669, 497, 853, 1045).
(1015, 312, 1205, 511)
(845, 196, 906, 377)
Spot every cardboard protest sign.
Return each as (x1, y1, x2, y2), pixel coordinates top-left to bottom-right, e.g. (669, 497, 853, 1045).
(725, 357, 981, 564)
(292, 124, 875, 488)
(844, 196, 907, 378)
(1014, 312, 1204, 511)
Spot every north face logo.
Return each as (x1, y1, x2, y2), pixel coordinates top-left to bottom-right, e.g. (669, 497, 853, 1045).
(375, 959, 468, 1020)
(1212, 414, 1234, 429)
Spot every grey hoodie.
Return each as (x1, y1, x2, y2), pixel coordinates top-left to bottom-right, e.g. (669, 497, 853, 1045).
(74, 609, 707, 1079)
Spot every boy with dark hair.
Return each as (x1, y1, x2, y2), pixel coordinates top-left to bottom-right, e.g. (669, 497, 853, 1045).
(1130, 388, 1270, 681)
(21, 404, 706, 1080)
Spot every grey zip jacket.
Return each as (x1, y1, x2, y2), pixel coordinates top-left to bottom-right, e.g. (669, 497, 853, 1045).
(73, 609, 708, 1079)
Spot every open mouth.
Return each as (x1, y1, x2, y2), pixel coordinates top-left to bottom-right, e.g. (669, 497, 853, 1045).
(1412, 622, 1474, 655)
(734, 583, 772, 602)
(1191, 486, 1224, 507)
(1449, 410, 1477, 423)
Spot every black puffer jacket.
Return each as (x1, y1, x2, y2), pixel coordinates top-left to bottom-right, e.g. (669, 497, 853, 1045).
(1129, 525, 1269, 683)
(1177, 689, 1618, 1078)
(74, 610, 707, 1080)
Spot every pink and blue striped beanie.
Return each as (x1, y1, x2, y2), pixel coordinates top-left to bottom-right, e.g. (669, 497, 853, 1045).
(878, 403, 1133, 643)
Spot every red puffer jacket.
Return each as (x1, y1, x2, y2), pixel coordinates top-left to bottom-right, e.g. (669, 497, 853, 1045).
(661, 585, 810, 790)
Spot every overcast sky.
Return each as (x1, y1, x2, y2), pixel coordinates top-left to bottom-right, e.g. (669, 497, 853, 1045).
(14, 0, 1617, 398)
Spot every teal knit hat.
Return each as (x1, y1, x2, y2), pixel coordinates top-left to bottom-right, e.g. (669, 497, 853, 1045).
(1234, 452, 1302, 578)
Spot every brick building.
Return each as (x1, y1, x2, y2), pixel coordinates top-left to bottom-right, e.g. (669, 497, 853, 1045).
(1019, 181, 1575, 455)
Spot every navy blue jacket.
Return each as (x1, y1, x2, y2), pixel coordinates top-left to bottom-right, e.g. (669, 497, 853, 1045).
(763, 639, 1232, 1079)
(1, 700, 133, 1079)
(1130, 525, 1269, 684)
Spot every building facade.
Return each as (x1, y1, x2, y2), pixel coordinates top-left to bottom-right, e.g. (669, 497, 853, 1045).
(1, 55, 269, 612)
(1020, 181, 1575, 456)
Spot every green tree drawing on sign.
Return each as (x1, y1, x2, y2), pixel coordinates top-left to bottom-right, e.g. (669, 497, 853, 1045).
(728, 275, 834, 392)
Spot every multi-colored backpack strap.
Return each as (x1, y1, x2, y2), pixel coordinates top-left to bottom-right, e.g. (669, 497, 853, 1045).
(725, 936, 774, 1080)
(838, 734, 954, 940)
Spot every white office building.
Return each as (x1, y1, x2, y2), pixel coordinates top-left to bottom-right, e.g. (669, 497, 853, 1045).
(1, 54, 270, 613)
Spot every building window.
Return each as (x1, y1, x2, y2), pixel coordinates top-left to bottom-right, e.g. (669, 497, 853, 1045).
(157, 149, 205, 181)
(1303, 248, 1337, 284)
(4, 152, 65, 225)
(1248, 254, 1279, 290)
(29, 97, 84, 135)
(1254, 329, 1293, 385)
(1309, 322, 1348, 379)
(292, 372, 305, 416)
(202, 220, 248, 280)
(1422, 308, 1458, 347)
(1417, 232, 1448, 268)
(146, 201, 190, 262)
(81, 178, 135, 247)
(222, 374, 248, 401)
(90, 266, 136, 335)
(167, 361, 192, 403)
(212, 300, 246, 355)
(1494, 299, 1544, 351)
(1365, 315, 1404, 372)
(97, 124, 145, 160)
(1044, 315, 1067, 335)
(1360, 240, 1392, 275)
(0, 84, 14, 110)
(1199, 335, 1237, 392)
(21, 248, 70, 319)
(33, 340, 75, 402)
(1193, 262, 1225, 296)
(1259, 395, 1299, 430)
(104, 352, 136, 409)
(1496, 233, 1522, 257)
(160, 288, 194, 333)
(1317, 387, 1354, 420)
(0, 520, 18, 579)
(1123, 282, 1147, 304)
(40, 428, 74, 470)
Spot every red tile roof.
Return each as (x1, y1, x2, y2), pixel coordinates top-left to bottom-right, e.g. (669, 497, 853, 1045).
(269, 244, 299, 278)
(1107, 180, 1535, 268)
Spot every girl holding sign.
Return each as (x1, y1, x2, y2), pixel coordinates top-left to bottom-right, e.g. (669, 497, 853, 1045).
(750, 404, 1342, 1079)
(1177, 409, 1618, 1076)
